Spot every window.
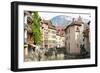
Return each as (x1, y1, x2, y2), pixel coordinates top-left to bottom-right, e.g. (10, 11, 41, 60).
(48, 30, 50, 32)
(69, 36, 70, 39)
(77, 43, 79, 48)
(83, 38, 85, 41)
(66, 37, 68, 40)
(69, 43, 70, 51)
(77, 27, 79, 30)
(58, 29, 60, 31)
(42, 27, 44, 29)
(69, 29, 70, 33)
(52, 31, 56, 34)
(62, 29, 64, 31)
(52, 35, 56, 38)
(76, 27, 80, 32)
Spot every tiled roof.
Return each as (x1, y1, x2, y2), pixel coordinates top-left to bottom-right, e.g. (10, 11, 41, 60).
(65, 17, 83, 30)
(42, 20, 56, 30)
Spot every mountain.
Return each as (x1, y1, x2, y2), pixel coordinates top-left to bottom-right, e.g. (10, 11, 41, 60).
(51, 15, 72, 27)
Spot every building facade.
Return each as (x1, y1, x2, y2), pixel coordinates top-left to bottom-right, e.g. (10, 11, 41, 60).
(56, 26, 65, 48)
(82, 21, 90, 53)
(41, 20, 57, 49)
(48, 25, 57, 48)
(65, 17, 90, 55)
(40, 20, 49, 48)
(56, 34, 65, 48)
(24, 11, 34, 61)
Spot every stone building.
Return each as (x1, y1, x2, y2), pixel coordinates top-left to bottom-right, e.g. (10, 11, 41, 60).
(24, 11, 34, 61)
(64, 16, 90, 55)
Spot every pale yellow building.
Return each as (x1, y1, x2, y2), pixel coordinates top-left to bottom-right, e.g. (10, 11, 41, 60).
(56, 34, 65, 48)
(48, 22, 57, 48)
(40, 20, 49, 48)
(56, 26, 65, 48)
(41, 20, 56, 49)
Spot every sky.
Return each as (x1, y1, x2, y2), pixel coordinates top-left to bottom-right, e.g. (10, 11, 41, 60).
(38, 11, 91, 20)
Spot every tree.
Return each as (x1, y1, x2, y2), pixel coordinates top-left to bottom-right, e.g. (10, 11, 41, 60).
(32, 11, 42, 45)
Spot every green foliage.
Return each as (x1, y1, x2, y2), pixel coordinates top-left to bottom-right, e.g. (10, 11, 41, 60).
(32, 11, 42, 45)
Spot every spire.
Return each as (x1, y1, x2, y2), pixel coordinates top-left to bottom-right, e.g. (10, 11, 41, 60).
(78, 16, 82, 22)
(72, 18, 75, 22)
